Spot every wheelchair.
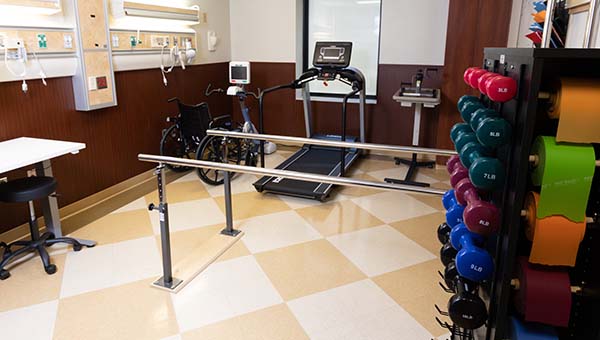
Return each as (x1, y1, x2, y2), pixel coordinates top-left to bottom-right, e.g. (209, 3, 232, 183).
(159, 98, 258, 185)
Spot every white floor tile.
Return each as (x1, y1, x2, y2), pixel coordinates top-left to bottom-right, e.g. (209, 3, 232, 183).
(0, 300, 58, 340)
(351, 191, 438, 223)
(288, 280, 427, 339)
(171, 256, 282, 332)
(111, 197, 148, 214)
(149, 198, 225, 234)
(204, 173, 258, 197)
(327, 225, 435, 277)
(367, 167, 438, 185)
(60, 237, 161, 298)
(238, 211, 321, 253)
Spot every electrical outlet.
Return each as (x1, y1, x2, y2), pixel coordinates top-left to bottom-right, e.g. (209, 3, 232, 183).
(0, 177, 7, 184)
(63, 34, 73, 49)
(150, 35, 169, 48)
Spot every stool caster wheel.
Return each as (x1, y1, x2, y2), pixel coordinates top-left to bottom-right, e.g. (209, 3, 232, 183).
(0, 269, 11, 280)
(45, 264, 57, 275)
(73, 244, 83, 252)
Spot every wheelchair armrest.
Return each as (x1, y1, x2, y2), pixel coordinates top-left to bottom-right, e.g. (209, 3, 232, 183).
(209, 114, 233, 129)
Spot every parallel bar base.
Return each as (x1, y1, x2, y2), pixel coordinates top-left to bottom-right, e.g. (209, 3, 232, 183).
(152, 277, 183, 291)
(221, 228, 242, 237)
(384, 153, 435, 188)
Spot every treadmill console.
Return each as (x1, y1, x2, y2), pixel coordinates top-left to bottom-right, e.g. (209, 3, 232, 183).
(313, 42, 352, 69)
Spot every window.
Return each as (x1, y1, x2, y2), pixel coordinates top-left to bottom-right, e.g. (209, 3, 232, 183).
(303, 0, 382, 98)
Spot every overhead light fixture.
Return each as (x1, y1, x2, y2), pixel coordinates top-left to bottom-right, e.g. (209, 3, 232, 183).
(112, 1, 200, 25)
(0, 0, 61, 15)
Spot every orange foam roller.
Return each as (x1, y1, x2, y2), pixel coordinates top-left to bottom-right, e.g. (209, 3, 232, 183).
(532, 10, 546, 23)
(524, 192, 586, 267)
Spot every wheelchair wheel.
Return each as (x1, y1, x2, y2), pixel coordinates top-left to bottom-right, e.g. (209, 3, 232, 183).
(196, 135, 242, 185)
(160, 125, 192, 172)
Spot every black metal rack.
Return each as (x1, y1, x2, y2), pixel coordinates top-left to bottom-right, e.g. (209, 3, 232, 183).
(475, 48, 600, 340)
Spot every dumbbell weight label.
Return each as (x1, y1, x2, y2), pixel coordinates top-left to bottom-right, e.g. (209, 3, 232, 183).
(470, 264, 483, 273)
(483, 173, 496, 180)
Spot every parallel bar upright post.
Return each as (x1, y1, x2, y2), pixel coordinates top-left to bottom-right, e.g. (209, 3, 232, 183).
(220, 138, 241, 237)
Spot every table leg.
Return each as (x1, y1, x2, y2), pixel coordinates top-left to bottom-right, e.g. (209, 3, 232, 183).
(35, 160, 96, 247)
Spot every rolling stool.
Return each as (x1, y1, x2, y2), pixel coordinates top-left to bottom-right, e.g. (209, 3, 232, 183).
(0, 176, 84, 280)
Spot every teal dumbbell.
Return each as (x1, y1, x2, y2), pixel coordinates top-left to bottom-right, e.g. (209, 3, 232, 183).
(469, 108, 512, 148)
(457, 95, 480, 112)
(460, 101, 485, 123)
(459, 142, 505, 190)
(450, 123, 478, 153)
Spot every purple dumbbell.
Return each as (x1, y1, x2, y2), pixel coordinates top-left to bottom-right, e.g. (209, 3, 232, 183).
(454, 178, 500, 236)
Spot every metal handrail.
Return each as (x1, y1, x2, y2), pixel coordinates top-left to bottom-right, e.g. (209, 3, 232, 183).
(138, 154, 446, 195)
(205, 129, 457, 156)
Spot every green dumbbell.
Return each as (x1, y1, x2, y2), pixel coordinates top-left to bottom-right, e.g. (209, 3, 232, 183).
(450, 123, 478, 153)
(460, 101, 485, 122)
(459, 142, 505, 190)
(470, 108, 512, 149)
(457, 95, 480, 112)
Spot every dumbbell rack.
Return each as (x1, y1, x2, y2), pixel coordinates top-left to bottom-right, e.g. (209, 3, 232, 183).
(478, 48, 600, 340)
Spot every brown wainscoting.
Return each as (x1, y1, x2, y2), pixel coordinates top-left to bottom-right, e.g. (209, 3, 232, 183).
(436, 0, 513, 153)
(234, 62, 444, 148)
(0, 62, 232, 233)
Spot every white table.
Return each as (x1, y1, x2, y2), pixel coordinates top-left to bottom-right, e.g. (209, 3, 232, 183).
(385, 88, 442, 188)
(0, 137, 95, 247)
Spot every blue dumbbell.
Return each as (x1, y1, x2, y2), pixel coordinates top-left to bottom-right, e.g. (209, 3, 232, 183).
(442, 189, 457, 210)
(450, 223, 494, 282)
(446, 201, 465, 228)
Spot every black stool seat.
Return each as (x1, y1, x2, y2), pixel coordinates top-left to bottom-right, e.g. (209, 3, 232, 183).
(0, 176, 57, 203)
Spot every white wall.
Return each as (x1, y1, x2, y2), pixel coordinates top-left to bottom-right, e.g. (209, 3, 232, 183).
(379, 0, 449, 65)
(229, 0, 450, 66)
(229, 0, 296, 62)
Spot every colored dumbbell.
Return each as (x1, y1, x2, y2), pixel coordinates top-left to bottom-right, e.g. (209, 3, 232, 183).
(486, 75, 517, 102)
(457, 95, 479, 112)
(450, 223, 494, 282)
(443, 187, 465, 229)
(469, 108, 512, 148)
(442, 261, 478, 293)
(442, 189, 457, 210)
(458, 142, 505, 190)
(446, 156, 469, 189)
(463, 67, 479, 86)
(478, 72, 499, 94)
(447, 152, 504, 191)
(447, 277, 488, 330)
(454, 178, 500, 235)
(466, 69, 488, 89)
(440, 242, 458, 266)
(450, 123, 478, 155)
(437, 222, 452, 245)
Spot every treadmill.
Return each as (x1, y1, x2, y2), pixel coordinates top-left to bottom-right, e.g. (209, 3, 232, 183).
(253, 41, 366, 201)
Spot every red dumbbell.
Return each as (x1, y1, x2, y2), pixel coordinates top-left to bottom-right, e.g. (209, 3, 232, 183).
(485, 76, 517, 102)
(477, 72, 499, 95)
(454, 178, 500, 236)
(467, 69, 488, 89)
(446, 155, 469, 188)
(463, 67, 479, 86)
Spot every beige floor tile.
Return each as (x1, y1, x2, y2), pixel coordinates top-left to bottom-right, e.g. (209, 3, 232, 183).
(354, 156, 397, 172)
(337, 173, 382, 198)
(145, 180, 210, 205)
(53, 278, 179, 340)
(214, 191, 291, 220)
(351, 191, 438, 224)
(69, 209, 153, 245)
(296, 200, 384, 236)
(255, 239, 366, 301)
(372, 260, 449, 337)
(390, 212, 446, 255)
(155, 224, 250, 265)
(182, 304, 309, 340)
(407, 192, 445, 211)
(0, 254, 65, 313)
(415, 167, 451, 182)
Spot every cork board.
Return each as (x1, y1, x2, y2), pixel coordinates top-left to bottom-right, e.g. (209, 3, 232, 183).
(84, 51, 114, 106)
(110, 31, 196, 51)
(76, 0, 108, 49)
(0, 29, 76, 53)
